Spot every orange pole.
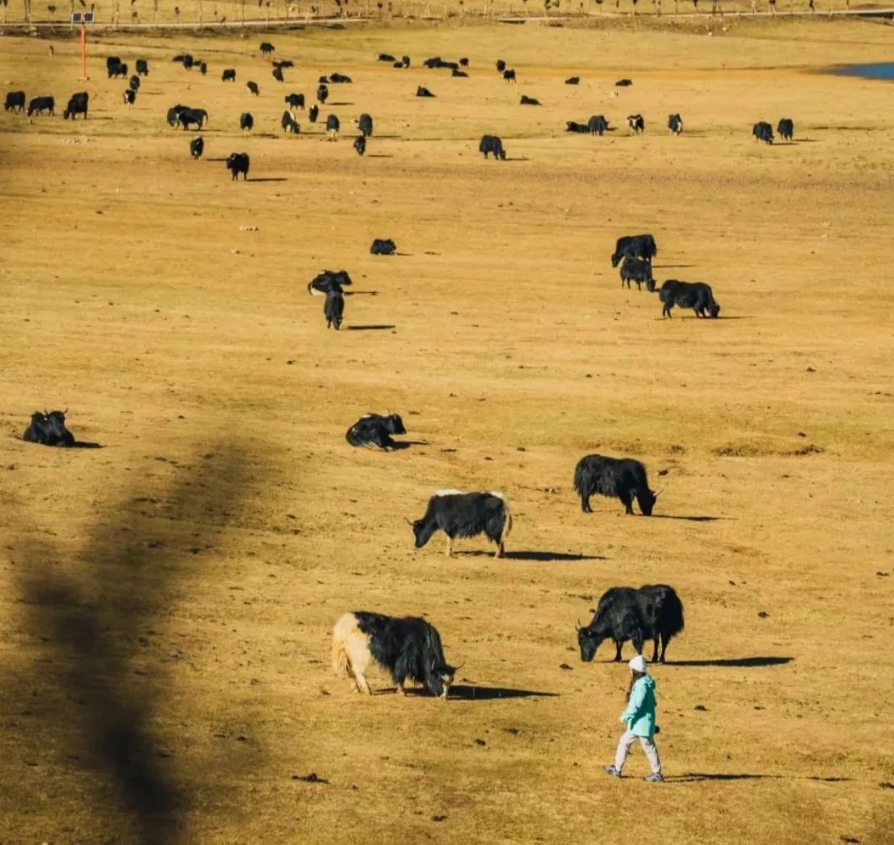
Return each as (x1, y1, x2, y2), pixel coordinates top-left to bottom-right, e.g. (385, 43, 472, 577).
(80, 23, 86, 79)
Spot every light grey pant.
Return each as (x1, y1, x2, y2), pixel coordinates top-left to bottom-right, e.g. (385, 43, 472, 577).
(614, 730, 662, 775)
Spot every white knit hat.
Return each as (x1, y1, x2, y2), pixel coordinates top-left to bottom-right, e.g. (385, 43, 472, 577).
(628, 655, 648, 674)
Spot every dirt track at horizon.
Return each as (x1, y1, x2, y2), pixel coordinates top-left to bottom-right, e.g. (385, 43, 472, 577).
(1, 18, 893, 845)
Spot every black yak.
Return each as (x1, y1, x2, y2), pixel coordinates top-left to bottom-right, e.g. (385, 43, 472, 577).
(577, 584, 684, 664)
(410, 490, 512, 559)
(23, 410, 76, 447)
(345, 413, 407, 450)
(573, 455, 657, 516)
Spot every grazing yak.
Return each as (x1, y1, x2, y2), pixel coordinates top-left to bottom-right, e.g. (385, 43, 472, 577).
(452, 68, 468, 78)
(281, 111, 300, 134)
(317, 83, 329, 104)
(27, 96, 55, 116)
(260, 41, 275, 56)
(345, 413, 407, 450)
(668, 113, 683, 135)
(357, 113, 374, 137)
(619, 257, 655, 291)
(410, 490, 512, 559)
(659, 280, 720, 319)
(226, 152, 250, 181)
(272, 65, 284, 83)
(611, 233, 657, 268)
(106, 56, 122, 72)
(378, 53, 397, 62)
(123, 88, 136, 106)
(479, 135, 506, 160)
(246, 81, 260, 96)
(108, 61, 128, 79)
(5, 91, 26, 112)
(753, 121, 774, 144)
(23, 410, 76, 447)
(353, 135, 366, 156)
(578, 585, 684, 664)
(401, 55, 411, 67)
(307, 269, 352, 295)
(459, 57, 469, 67)
(285, 92, 305, 110)
(329, 72, 352, 83)
(129, 75, 140, 92)
(239, 112, 254, 133)
(627, 114, 645, 134)
(63, 91, 88, 120)
(326, 113, 340, 138)
(503, 69, 517, 82)
(178, 108, 208, 130)
(222, 68, 236, 82)
(324, 288, 344, 330)
(198, 62, 207, 76)
(309, 104, 319, 123)
(777, 117, 794, 141)
(573, 455, 657, 516)
(190, 136, 204, 159)
(496, 59, 506, 73)
(332, 611, 456, 698)
(589, 115, 609, 136)
(520, 95, 540, 106)
(136, 58, 149, 76)
(565, 75, 580, 85)
(416, 86, 435, 98)
(370, 238, 397, 256)
(566, 121, 589, 134)
(616, 78, 633, 86)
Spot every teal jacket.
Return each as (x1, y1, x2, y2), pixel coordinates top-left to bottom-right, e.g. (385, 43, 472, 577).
(619, 675, 657, 737)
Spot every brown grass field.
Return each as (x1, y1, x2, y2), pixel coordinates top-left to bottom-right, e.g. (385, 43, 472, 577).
(1, 17, 894, 845)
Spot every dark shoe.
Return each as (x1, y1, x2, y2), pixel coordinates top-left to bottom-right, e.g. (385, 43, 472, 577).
(603, 766, 621, 778)
(644, 773, 665, 783)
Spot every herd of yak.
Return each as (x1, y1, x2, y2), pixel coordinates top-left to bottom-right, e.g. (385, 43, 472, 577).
(8, 38, 788, 701)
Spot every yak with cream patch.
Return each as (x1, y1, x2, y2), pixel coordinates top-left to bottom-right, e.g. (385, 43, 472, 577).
(332, 611, 456, 697)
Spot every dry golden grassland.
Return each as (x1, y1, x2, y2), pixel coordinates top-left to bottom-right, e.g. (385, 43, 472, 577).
(1, 17, 893, 845)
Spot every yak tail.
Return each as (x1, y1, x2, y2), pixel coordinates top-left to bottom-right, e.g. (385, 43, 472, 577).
(331, 633, 350, 677)
(499, 497, 513, 546)
(572, 460, 589, 496)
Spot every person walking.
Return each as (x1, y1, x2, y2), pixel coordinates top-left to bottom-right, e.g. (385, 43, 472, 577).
(603, 655, 664, 782)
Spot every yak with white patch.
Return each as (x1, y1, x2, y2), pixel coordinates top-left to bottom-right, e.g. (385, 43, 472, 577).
(23, 410, 76, 447)
(345, 413, 407, 450)
(573, 455, 657, 516)
(332, 611, 456, 697)
(410, 490, 512, 558)
(577, 584, 684, 664)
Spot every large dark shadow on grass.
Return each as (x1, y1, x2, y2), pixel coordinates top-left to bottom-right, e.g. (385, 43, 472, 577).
(670, 657, 793, 668)
(13, 442, 254, 844)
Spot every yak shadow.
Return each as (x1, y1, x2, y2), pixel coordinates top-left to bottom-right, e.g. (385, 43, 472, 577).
(445, 685, 560, 701)
(366, 154, 394, 159)
(670, 656, 793, 668)
(206, 157, 228, 162)
(388, 440, 429, 451)
(250, 177, 288, 183)
(330, 101, 353, 106)
(504, 550, 606, 562)
(503, 156, 530, 162)
(343, 290, 378, 297)
(652, 264, 698, 269)
(674, 772, 848, 783)
(70, 441, 105, 450)
(652, 514, 724, 523)
(345, 324, 396, 331)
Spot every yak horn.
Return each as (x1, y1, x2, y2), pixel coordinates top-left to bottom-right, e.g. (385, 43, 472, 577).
(575, 618, 582, 632)
(404, 517, 414, 526)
